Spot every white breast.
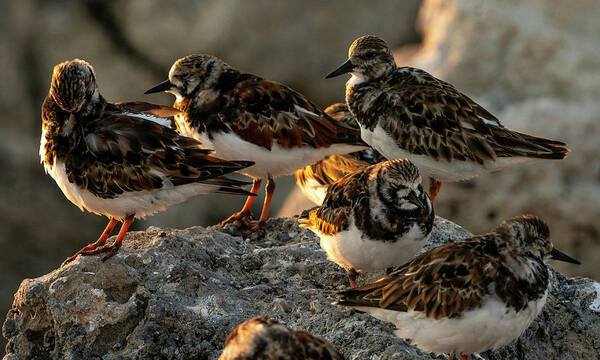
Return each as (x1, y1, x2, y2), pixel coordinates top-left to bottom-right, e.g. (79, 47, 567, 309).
(315, 217, 428, 272)
(46, 160, 218, 220)
(353, 288, 548, 355)
(182, 129, 365, 179)
(360, 124, 533, 182)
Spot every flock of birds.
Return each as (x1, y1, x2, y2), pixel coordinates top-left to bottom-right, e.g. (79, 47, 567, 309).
(39, 35, 580, 359)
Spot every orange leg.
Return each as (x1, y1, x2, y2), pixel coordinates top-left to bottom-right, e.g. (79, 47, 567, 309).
(258, 177, 275, 223)
(428, 177, 442, 204)
(84, 214, 135, 262)
(220, 178, 262, 226)
(61, 218, 119, 266)
(460, 354, 468, 360)
(63, 215, 134, 264)
(245, 177, 276, 234)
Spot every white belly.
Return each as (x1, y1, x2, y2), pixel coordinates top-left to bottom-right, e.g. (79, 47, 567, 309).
(180, 126, 365, 179)
(354, 289, 548, 355)
(47, 161, 217, 220)
(317, 219, 428, 272)
(360, 124, 533, 182)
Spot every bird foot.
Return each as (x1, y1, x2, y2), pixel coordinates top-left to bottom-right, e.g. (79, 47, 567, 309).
(60, 241, 122, 267)
(242, 221, 266, 238)
(220, 211, 255, 227)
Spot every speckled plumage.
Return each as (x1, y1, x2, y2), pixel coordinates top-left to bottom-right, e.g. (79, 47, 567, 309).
(41, 59, 254, 265)
(147, 55, 367, 228)
(336, 215, 580, 358)
(327, 35, 569, 202)
(219, 316, 344, 360)
(299, 159, 433, 286)
(295, 103, 386, 205)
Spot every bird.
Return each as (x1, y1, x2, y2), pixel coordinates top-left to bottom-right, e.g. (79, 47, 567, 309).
(299, 159, 434, 288)
(218, 315, 344, 360)
(295, 103, 386, 205)
(335, 215, 580, 360)
(145, 54, 367, 232)
(40, 59, 255, 265)
(326, 35, 569, 203)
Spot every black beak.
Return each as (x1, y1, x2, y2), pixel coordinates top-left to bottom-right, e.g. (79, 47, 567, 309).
(549, 248, 580, 264)
(325, 59, 355, 79)
(406, 191, 424, 209)
(144, 80, 172, 94)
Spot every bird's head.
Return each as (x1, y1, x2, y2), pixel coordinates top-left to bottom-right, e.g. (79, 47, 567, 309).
(326, 35, 396, 82)
(369, 159, 431, 215)
(50, 59, 98, 113)
(498, 215, 580, 265)
(145, 54, 230, 100)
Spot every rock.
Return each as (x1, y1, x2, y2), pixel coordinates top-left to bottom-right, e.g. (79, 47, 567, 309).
(4, 217, 600, 359)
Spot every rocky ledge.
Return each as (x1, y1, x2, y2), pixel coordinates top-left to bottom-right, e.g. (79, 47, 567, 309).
(3, 217, 600, 359)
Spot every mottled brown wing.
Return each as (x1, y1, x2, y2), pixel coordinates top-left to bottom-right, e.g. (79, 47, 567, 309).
(380, 68, 568, 163)
(223, 78, 364, 149)
(77, 113, 252, 198)
(299, 170, 369, 235)
(338, 238, 491, 320)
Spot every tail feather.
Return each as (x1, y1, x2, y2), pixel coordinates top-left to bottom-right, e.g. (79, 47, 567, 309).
(494, 129, 569, 160)
(216, 186, 256, 197)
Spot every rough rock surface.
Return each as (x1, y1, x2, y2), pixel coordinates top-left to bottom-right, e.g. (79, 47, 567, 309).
(4, 217, 600, 359)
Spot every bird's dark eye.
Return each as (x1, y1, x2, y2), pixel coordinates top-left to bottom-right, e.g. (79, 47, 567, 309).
(364, 51, 376, 59)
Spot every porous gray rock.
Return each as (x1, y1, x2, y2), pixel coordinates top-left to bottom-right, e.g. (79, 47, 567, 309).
(3, 217, 600, 359)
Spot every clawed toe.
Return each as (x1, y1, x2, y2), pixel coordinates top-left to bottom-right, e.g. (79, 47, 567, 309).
(220, 211, 254, 226)
(243, 221, 266, 238)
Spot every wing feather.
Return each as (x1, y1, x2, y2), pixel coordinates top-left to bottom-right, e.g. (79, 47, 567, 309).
(372, 68, 568, 162)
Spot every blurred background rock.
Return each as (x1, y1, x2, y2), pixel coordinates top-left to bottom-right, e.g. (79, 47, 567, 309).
(1, 0, 599, 353)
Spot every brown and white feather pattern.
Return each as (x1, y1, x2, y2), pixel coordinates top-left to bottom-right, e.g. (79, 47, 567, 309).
(339, 35, 569, 182)
(295, 103, 386, 205)
(348, 67, 568, 165)
(299, 159, 433, 273)
(171, 56, 364, 151)
(336, 215, 556, 356)
(301, 159, 431, 240)
(219, 316, 344, 360)
(41, 87, 253, 219)
(163, 55, 367, 179)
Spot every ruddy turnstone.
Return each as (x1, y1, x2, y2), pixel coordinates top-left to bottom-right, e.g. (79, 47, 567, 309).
(40, 59, 254, 265)
(145, 55, 367, 231)
(219, 316, 344, 360)
(299, 159, 434, 288)
(295, 103, 386, 205)
(336, 215, 580, 360)
(326, 35, 569, 203)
